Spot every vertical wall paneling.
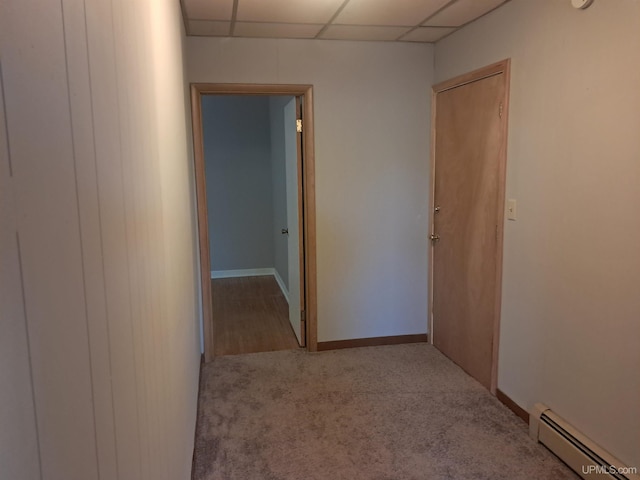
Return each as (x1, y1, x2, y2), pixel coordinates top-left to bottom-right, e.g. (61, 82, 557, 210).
(60, 0, 119, 478)
(151, 2, 203, 474)
(85, 0, 143, 477)
(112, 1, 149, 478)
(0, 59, 42, 480)
(3, 0, 100, 478)
(1, 0, 201, 478)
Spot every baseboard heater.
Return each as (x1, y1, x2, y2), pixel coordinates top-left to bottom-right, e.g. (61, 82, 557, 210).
(530, 404, 639, 480)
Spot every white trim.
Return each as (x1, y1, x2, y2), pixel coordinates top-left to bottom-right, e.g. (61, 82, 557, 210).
(210, 268, 274, 279)
(273, 268, 290, 303)
(211, 267, 291, 304)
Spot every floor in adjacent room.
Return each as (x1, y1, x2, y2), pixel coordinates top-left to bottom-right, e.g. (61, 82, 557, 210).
(192, 343, 578, 480)
(211, 275, 300, 356)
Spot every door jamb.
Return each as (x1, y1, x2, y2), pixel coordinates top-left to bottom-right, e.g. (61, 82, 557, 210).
(190, 83, 318, 362)
(428, 60, 511, 394)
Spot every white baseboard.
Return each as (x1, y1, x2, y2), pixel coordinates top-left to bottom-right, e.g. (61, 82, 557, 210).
(210, 268, 274, 279)
(210, 268, 290, 304)
(272, 269, 290, 303)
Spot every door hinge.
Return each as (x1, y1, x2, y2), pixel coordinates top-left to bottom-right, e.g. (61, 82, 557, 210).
(296, 118, 303, 133)
(301, 310, 306, 321)
(499, 102, 503, 119)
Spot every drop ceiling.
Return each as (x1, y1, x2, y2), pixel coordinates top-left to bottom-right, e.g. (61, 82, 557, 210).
(182, 0, 509, 43)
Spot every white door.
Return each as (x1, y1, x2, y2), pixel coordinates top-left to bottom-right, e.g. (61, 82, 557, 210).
(284, 97, 304, 345)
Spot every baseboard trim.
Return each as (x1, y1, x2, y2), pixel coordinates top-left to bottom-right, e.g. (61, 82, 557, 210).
(210, 268, 290, 303)
(496, 389, 529, 424)
(272, 268, 290, 303)
(211, 268, 275, 279)
(317, 334, 429, 351)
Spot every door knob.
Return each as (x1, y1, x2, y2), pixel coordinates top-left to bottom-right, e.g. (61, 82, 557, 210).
(430, 234, 440, 243)
(281, 228, 289, 235)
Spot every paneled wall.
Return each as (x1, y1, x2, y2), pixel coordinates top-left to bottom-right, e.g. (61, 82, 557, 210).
(0, 1, 201, 479)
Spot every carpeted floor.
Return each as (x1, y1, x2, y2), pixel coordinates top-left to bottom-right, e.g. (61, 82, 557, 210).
(193, 344, 578, 480)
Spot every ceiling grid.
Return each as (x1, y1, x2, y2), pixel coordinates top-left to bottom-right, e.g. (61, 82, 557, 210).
(182, 0, 509, 43)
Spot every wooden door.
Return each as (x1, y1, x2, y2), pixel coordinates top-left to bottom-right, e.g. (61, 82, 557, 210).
(431, 61, 509, 392)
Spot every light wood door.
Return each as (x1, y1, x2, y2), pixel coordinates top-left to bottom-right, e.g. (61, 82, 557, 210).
(432, 65, 509, 391)
(284, 97, 305, 346)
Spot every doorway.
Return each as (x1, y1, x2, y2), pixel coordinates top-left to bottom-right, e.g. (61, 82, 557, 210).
(429, 60, 510, 393)
(191, 84, 317, 362)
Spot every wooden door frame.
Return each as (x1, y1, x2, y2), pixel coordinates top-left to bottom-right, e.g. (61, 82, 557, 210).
(190, 83, 318, 362)
(428, 59, 511, 394)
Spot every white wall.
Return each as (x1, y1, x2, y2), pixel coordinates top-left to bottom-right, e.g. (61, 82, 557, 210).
(0, 0, 201, 479)
(435, 0, 640, 467)
(203, 96, 275, 271)
(188, 38, 434, 342)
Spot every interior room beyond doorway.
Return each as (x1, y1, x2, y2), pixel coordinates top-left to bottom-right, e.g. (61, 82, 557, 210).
(202, 94, 302, 356)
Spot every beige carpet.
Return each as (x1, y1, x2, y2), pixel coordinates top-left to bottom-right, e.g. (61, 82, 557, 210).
(193, 344, 578, 480)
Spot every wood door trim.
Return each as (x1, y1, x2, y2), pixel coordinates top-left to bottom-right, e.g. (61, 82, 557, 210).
(496, 389, 529, 424)
(190, 83, 318, 361)
(317, 334, 428, 352)
(432, 60, 508, 93)
(429, 59, 511, 394)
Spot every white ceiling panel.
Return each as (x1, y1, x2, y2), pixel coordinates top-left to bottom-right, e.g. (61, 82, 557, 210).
(188, 20, 231, 36)
(236, 0, 345, 24)
(423, 0, 506, 27)
(234, 22, 323, 39)
(182, 0, 511, 41)
(335, 0, 451, 27)
(320, 25, 411, 42)
(400, 26, 455, 42)
(183, 0, 234, 21)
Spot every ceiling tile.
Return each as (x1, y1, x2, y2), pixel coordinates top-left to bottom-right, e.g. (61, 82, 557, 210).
(183, 0, 234, 21)
(400, 26, 455, 42)
(334, 0, 451, 27)
(237, 0, 345, 24)
(423, 0, 506, 27)
(234, 22, 323, 39)
(320, 25, 411, 42)
(188, 20, 231, 36)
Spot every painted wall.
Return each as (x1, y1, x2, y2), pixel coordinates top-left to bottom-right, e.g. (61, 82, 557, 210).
(0, 0, 201, 479)
(435, 0, 640, 467)
(269, 96, 293, 290)
(203, 96, 275, 271)
(188, 38, 434, 342)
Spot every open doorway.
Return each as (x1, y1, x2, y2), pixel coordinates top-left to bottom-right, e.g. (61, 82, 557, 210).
(190, 84, 317, 362)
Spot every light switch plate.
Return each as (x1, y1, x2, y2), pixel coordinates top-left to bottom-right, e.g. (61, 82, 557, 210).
(507, 199, 517, 220)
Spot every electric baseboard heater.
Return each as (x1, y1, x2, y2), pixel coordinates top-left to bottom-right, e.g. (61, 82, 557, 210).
(529, 404, 639, 480)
